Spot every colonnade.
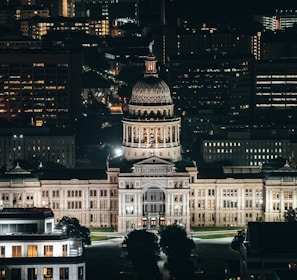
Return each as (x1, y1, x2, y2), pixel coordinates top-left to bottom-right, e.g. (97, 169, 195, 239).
(123, 122, 180, 146)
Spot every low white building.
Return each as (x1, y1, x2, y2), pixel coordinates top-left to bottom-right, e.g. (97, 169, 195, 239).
(0, 207, 85, 280)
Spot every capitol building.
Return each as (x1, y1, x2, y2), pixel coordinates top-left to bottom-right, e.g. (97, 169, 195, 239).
(1, 48, 297, 233)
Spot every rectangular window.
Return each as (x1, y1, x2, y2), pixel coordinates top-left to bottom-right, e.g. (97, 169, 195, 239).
(26, 193, 34, 200)
(52, 202, 60, 209)
(78, 266, 84, 280)
(52, 190, 60, 198)
(27, 245, 38, 257)
(272, 192, 279, 199)
(110, 190, 117, 197)
(100, 190, 107, 197)
(90, 200, 97, 209)
(28, 268, 37, 280)
(43, 268, 53, 280)
(100, 200, 108, 210)
(11, 268, 21, 280)
(273, 203, 280, 211)
(60, 267, 69, 280)
(0, 268, 6, 280)
(44, 245, 53, 257)
(245, 189, 252, 197)
(62, 245, 67, 257)
(284, 191, 293, 199)
(245, 200, 252, 208)
(0, 246, 5, 258)
(42, 191, 49, 197)
(12, 246, 22, 257)
(208, 200, 215, 209)
(197, 190, 205, 196)
(90, 190, 97, 197)
(208, 189, 215, 196)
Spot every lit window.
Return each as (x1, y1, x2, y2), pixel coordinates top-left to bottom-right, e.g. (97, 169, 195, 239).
(44, 245, 53, 257)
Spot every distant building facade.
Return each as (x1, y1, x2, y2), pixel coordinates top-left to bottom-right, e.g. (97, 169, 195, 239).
(254, 10, 297, 31)
(202, 137, 291, 167)
(169, 53, 255, 126)
(0, 49, 82, 125)
(255, 59, 297, 124)
(0, 128, 75, 168)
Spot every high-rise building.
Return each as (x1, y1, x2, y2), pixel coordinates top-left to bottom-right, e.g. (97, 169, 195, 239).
(254, 9, 297, 31)
(0, 49, 82, 125)
(254, 59, 297, 124)
(169, 53, 255, 126)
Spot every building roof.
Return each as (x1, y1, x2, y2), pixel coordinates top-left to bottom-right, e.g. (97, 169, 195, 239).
(37, 168, 107, 180)
(0, 207, 54, 219)
(246, 222, 297, 255)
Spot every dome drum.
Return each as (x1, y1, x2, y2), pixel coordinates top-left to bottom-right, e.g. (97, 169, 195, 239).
(123, 146, 181, 162)
(128, 104, 174, 117)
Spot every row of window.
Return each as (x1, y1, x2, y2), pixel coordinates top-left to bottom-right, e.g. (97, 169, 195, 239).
(204, 141, 283, 147)
(0, 266, 84, 280)
(191, 189, 263, 197)
(0, 244, 67, 258)
(207, 149, 282, 155)
(42, 189, 117, 198)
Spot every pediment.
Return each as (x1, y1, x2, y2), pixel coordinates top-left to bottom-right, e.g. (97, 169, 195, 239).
(132, 156, 175, 175)
(133, 156, 174, 167)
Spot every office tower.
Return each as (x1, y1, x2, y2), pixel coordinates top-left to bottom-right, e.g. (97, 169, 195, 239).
(254, 9, 297, 31)
(169, 53, 255, 126)
(254, 59, 297, 124)
(0, 49, 82, 126)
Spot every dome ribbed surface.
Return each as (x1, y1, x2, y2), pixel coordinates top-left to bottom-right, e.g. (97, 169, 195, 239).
(130, 76, 172, 105)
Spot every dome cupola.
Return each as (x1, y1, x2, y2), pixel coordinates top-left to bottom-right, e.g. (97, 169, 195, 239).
(130, 41, 172, 106)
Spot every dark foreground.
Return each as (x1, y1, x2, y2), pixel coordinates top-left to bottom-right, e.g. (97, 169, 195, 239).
(85, 238, 239, 280)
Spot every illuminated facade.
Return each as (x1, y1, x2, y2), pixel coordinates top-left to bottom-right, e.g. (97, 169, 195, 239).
(255, 59, 297, 123)
(169, 53, 254, 125)
(0, 207, 85, 280)
(202, 138, 291, 167)
(0, 50, 82, 124)
(0, 128, 75, 168)
(122, 51, 182, 162)
(254, 10, 297, 31)
(21, 17, 109, 39)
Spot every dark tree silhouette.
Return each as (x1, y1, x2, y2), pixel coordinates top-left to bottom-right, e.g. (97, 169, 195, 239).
(231, 229, 246, 251)
(122, 229, 162, 280)
(159, 224, 196, 280)
(55, 216, 91, 246)
(284, 208, 297, 222)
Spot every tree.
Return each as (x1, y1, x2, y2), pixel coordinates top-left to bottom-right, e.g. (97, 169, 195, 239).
(159, 224, 196, 280)
(231, 229, 246, 251)
(284, 208, 297, 222)
(122, 229, 162, 280)
(55, 216, 91, 246)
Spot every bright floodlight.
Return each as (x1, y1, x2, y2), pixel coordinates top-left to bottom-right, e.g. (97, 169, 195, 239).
(114, 148, 122, 157)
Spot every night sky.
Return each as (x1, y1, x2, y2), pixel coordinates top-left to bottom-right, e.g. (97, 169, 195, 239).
(175, 0, 296, 14)
(170, 0, 297, 25)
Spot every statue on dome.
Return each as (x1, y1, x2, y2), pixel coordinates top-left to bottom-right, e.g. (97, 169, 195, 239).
(148, 40, 154, 54)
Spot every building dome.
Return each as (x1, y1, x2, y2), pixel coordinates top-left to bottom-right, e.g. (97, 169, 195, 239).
(130, 76, 172, 105)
